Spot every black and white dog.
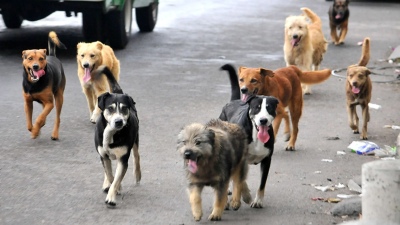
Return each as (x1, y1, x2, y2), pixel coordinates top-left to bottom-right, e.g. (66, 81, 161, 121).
(94, 65, 141, 207)
(219, 64, 278, 208)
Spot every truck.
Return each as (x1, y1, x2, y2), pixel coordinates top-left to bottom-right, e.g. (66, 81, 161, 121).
(0, 0, 159, 49)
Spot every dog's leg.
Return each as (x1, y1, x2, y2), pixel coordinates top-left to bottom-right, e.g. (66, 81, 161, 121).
(82, 87, 96, 122)
(208, 182, 229, 221)
(338, 20, 348, 45)
(229, 165, 246, 210)
(330, 24, 339, 45)
(347, 105, 359, 134)
(282, 109, 291, 142)
(101, 157, 114, 192)
(51, 91, 64, 140)
(241, 180, 252, 205)
(31, 98, 54, 139)
(286, 101, 302, 151)
(360, 104, 369, 140)
(251, 155, 272, 208)
(272, 106, 284, 142)
(188, 185, 204, 221)
(105, 158, 128, 206)
(23, 95, 33, 132)
(132, 142, 141, 183)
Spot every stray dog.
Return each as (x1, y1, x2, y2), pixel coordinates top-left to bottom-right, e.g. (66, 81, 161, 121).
(346, 37, 371, 140)
(219, 64, 279, 208)
(76, 41, 120, 123)
(94, 65, 140, 206)
(328, 0, 350, 45)
(177, 119, 251, 221)
(284, 7, 328, 94)
(22, 31, 66, 140)
(222, 64, 331, 150)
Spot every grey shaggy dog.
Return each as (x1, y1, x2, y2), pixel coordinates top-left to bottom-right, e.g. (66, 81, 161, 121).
(177, 119, 251, 221)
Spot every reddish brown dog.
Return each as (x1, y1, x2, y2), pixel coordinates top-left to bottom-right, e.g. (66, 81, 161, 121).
(346, 37, 371, 140)
(22, 31, 66, 140)
(238, 66, 331, 150)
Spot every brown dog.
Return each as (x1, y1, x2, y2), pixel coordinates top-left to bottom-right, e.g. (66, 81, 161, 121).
(22, 31, 66, 140)
(346, 37, 371, 140)
(238, 66, 331, 150)
(284, 7, 328, 94)
(328, 0, 350, 45)
(76, 41, 120, 123)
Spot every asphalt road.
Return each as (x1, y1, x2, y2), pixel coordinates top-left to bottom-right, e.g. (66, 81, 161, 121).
(0, 0, 399, 225)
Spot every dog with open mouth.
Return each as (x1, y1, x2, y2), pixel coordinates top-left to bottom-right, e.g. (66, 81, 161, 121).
(328, 0, 350, 45)
(219, 64, 279, 208)
(346, 38, 371, 140)
(177, 119, 251, 221)
(94, 65, 141, 207)
(21, 31, 66, 140)
(77, 41, 120, 123)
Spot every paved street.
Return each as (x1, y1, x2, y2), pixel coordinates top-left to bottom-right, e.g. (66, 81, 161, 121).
(0, 0, 399, 224)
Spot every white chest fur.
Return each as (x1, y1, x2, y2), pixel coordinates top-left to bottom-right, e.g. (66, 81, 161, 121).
(98, 145, 128, 160)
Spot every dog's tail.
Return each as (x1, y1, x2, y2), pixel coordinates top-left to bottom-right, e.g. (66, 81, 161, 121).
(220, 64, 241, 101)
(301, 7, 322, 28)
(357, 37, 370, 66)
(95, 65, 123, 94)
(48, 31, 67, 57)
(294, 66, 332, 84)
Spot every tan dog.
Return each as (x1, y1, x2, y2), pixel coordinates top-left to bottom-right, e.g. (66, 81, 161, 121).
(238, 65, 331, 150)
(76, 41, 120, 123)
(22, 31, 66, 140)
(328, 0, 350, 45)
(284, 7, 328, 94)
(346, 37, 371, 140)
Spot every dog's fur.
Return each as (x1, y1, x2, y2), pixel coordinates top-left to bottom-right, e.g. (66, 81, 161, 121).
(329, 0, 350, 45)
(94, 66, 140, 206)
(177, 119, 251, 221)
(219, 64, 279, 208)
(77, 41, 120, 123)
(284, 7, 329, 94)
(22, 31, 66, 140)
(226, 64, 331, 151)
(346, 38, 371, 140)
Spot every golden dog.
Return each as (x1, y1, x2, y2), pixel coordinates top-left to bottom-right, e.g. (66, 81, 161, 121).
(76, 41, 120, 123)
(238, 65, 331, 150)
(284, 7, 328, 94)
(346, 37, 371, 140)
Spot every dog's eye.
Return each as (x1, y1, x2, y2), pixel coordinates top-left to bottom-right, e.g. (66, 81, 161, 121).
(80, 54, 84, 58)
(250, 79, 257, 83)
(298, 26, 302, 29)
(239, 78, 244, 82)
(195, 141, 201, 146)
(28, 57, 33, 60)
(90, 54, 95, 58)
(107, 106, 115, 112)
(39, 58, 45, 61)
(120, 106, 129, 114)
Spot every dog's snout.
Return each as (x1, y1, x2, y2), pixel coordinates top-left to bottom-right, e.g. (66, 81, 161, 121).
(293, 34, 299, 39)
(259, 118, 268, 125)
(83, 63, 90, 68)
(32, 64, 39, 70)
(352, 81, 358, 86)
(184, 150, 193, 159)
(241, 87, 248, 94)
(114, 119, 123, 128)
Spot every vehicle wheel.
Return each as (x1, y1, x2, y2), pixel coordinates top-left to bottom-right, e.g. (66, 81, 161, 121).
(2, 8, 23, 28)
(106, 0, 132, 49)
(135, 2, 158, 32)
(82, 11, 106, 43)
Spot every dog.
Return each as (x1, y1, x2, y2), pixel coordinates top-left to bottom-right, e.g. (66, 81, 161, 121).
(177, 119, 251, 221)
(328, 0, 350, 45)
(94, 65, 141, 207)
(22, 31, 66, 140)
(346, 37, 371, 140)
(284, 7, 329, 94)
(221, 64, 331, 151)
(219, 64, 279, 208)
(76, 41, 120, 123)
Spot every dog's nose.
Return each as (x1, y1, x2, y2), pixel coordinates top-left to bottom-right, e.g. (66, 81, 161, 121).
(114, 119, 123, 128)
(352, 81, 358, 86)
(293, 34, 299, 39)
(184, 150, 193, 159)
(241, 87, 248, 94)
(83, 63, 90, 68)
(32, 64, 39, 70)
(260, 118, 268, 125)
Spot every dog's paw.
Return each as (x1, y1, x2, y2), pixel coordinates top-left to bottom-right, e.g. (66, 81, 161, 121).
(360, 136, 368, 140)
(283, 133, 291, 142)
(51, 136, 59, 141)
(192, 212, 202, 221)
(230, 199, 241, 211)
(250, 200, 264, 208)
(285, 146, 295, 151)
(208, 213, 222, 221)
(353, 130, 360, 134)
(242, 190, 252, 204)
(105, 199, 116, 207)
(103, 187, 110, 193)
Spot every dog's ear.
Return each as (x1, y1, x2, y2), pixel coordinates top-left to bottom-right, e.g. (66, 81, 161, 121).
(260, 68, 274, 77)
(269, 96, 279, 109)
(364, 68, 371, 76)
(206, 129, 215, 147)
(126, 95, 137, 113)
(238, 66, 247, 74)
(96, 41, 103, 50)
(97, 92, 111, 111)
(22, 50, 26, 59)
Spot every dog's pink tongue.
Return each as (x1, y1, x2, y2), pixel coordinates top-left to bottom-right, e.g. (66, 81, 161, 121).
(83, 68, 91, 83)
(291, 39, 298, 47)
(33, 70, 45, 78)
(257, 126, 270, 143)
(352, 86, 360, 94)
(335, 14, 342, 19)
(242, 94, 248, 102)
(188, 160, 198, 173)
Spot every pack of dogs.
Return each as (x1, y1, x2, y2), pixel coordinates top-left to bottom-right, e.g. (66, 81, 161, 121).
(20, 1, 374, 221)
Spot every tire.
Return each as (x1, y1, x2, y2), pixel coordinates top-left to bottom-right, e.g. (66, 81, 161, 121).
(82, 11, 106, 43)
(135, 2, 158, 32)
(2, 8, 23, 29)
(106, 0, 132, 49)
